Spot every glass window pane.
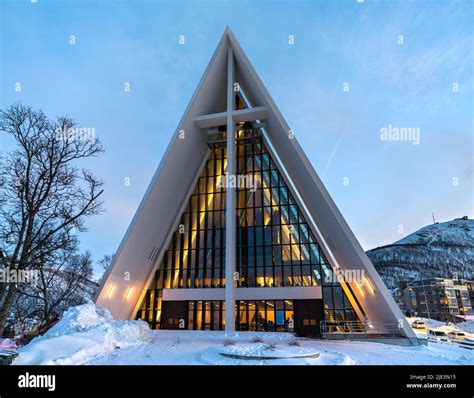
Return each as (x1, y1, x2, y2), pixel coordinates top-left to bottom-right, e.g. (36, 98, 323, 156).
(334, 310, 345, 322)
(333, 287, 344, 309)
(283, 266, 293, 287)
(345, 309, 357, 322)
(343, 291, 352, 308)
(323, 288, 334, 309)
(274, 267, 282, 287)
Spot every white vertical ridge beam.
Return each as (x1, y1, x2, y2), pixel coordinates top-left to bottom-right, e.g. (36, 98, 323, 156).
(225, 47, 236, 331)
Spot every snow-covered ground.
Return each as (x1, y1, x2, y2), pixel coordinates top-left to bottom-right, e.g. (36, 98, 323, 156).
(13, 304, 474, 366)
(459, 321, 474, 334)
(406, 316, 474, 336)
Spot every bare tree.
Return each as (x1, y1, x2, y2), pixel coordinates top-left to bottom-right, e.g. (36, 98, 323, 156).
(10, 251, 95, 337)
(0, 103, 104, 335)
(97, 253, 113, 283)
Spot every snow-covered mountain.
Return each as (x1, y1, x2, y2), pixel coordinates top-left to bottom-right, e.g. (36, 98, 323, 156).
(366, 218, 474, 291)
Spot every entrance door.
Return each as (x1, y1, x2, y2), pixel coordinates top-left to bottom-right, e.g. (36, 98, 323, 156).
(161, 301, 188, 330)
(293, 299, 324, 337)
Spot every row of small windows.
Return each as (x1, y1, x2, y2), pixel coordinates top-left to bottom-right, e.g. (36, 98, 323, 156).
(179, 221, 302, 248)
(185, 191, 299, 213)
(137, 299, 296, 332)
(200, 155, 279, 183)
(161, 246, 327, 268)
(137, 298, 360, 332)
(172, 212, 309, 234)
(181, 203, 302, 230)
(194, 173, 288, 194)
(152, 263, 327, 289)
(208, 143, 276, 161)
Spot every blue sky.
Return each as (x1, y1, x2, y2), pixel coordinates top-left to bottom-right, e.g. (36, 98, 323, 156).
(0, 0, 472, 277)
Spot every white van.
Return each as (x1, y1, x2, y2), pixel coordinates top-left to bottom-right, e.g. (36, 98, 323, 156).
(427, 329, 448, 343)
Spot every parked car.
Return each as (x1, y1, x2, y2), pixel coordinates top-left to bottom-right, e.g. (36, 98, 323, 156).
(0, 338, 17, 350)
(0, 349, 18, 365)
(411, 320, 426, 329)
(427, 329, 448, 343)
(447, 331, 466, 340)
(460, 334, 474, 349)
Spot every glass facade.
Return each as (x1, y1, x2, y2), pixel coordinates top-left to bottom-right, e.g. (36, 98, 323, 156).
(235, 138, 322, 289)
(176, 299, 294, 332)
(137, 131, 362, 331)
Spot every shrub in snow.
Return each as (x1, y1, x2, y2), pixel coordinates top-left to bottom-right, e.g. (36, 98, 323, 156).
(250, 336, 264, 344)
(265, 342, 277, 351)
(288, 339, 300, 347)
(223, 339, 236, 346)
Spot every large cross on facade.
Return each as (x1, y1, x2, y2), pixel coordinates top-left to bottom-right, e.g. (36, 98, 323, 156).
(192, 46, 268, 331)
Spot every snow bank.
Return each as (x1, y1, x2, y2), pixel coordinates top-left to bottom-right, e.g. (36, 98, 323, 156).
(219, 341, 319, 359)
(14, 303, 150, 365)
(200, 344, 322, 365)
(459, 321, 474, 334)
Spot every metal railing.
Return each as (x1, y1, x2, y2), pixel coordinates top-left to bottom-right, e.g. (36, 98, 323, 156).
(320, 320, 404, 338)
(0, 350, 19, 366)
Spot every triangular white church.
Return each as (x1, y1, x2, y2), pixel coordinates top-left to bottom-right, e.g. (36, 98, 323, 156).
(96, 27, 418, 343)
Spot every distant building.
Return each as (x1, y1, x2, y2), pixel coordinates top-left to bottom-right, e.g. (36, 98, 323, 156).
(392, 287, 406, 312)
(460, 279, 474, 305)
(403, 278, 473, 322)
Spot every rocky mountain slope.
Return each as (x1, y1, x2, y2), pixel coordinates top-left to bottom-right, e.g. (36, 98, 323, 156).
(366, 218, 474, 291)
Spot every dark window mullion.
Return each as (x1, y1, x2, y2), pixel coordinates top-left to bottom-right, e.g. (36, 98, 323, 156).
(186, 213, 193, 288)
(179, 224, 184, 288)
(203, 163, 210, 288)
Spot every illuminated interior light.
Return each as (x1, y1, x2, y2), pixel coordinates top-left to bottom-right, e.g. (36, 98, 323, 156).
(124, 286, 134, 301)
(263, 207, 271, 225)
(106, 284, 116, 299)
(258, 173, 303, 261)
(354, 281, 365, 297)
(179, 159, 228, 281)
(364, 276, 375, 295)
(265, 277, 274, 286)
(338, 282, 365, 324)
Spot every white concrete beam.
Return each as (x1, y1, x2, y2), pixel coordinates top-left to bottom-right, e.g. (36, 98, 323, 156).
(193, 111, 227, 129)
(194, 106, 268, 129)
(232, 106, 267, 123)
(225, 47, 236, 331)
